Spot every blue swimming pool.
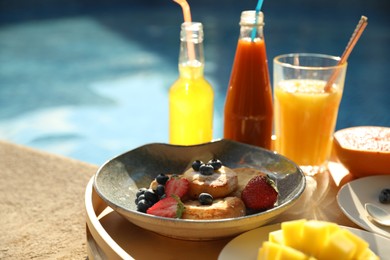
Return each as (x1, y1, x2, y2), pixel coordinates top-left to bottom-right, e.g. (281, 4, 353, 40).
(1, 0, 389, 165)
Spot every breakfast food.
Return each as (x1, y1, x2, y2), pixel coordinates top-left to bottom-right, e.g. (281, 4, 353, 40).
(379, 188, 390, 204)
(333, 126, 390, 177)
(147, 196, 184, 218)
(258, 219, 379, 260)
(165, 176, 190, 199)
(182, 196, 246, 219)
(241, 175, 278, 212)
(183, 163, 238, 199)
(135, 158, 279, 220)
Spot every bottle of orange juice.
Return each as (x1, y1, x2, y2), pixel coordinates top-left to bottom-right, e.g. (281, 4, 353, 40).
(223, 11, 273, 149)
(169, 22, 214, 145)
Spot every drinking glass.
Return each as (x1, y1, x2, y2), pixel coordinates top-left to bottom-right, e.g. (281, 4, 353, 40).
(273, 53, 347, 176)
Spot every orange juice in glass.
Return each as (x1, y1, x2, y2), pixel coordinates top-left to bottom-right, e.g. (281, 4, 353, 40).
(273, 54, 347, 175)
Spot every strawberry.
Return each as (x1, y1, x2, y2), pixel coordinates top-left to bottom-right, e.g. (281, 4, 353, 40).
(146, 195, 185, 218)
(241, 175, 278, 212)
(165, 176, 189, 199)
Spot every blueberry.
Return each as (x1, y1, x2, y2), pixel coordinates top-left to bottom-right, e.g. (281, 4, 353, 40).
(156, 184, 165, 197)
(379, 188, 390, 204)
(199, 193, 213, 205)
(156, 173, 169, 185)
(192, 160, 204, 171)
(208, 159, 222, 170)
(199, 164, 214, 175)
(137, 199, 153, 213)
(144, 189, 159, 203)
(135, 193, 147, 205)
(136, 188, 147, 198)
(136, 194, 146, 203)
(135, 193, 145, 204)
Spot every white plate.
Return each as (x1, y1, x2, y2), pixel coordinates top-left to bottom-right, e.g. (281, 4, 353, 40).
(218, 223, 390, 260)
(337, 175, 390, 238)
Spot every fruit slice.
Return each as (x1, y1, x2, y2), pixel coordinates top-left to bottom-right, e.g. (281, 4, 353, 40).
(165, 176, 189, 199)
(333, 126, 390, 177)
(146, 196, 185, 218)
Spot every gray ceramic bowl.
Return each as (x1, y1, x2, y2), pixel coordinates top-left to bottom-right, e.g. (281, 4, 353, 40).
(94, 139, 305, 240)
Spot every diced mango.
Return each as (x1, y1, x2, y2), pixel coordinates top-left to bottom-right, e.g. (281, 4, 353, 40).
(341, 229, 369, 258)
(281, 219, 306, 250)
(319, 229, 357, 260)
(268, 229, 284, 245)
(278, 244, 309, 260)
(258, 241, 281, 260)
(258, 220, 380, 260)
(257, 246, 266, 260)
(258, 241, 309, 260)
(300, 220, 334, 256)
(326, 222, 340, 235)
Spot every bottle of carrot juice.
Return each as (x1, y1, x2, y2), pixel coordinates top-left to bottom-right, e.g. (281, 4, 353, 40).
(223, 11, 273, 149)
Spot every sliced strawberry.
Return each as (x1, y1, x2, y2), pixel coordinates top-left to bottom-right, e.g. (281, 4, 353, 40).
(241, 175, 278, 212)
(146, 196, 185, 218)
(165, 176, 189, 199)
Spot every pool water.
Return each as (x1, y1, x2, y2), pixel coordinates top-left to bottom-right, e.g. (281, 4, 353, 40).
(1, 0, 389, 165)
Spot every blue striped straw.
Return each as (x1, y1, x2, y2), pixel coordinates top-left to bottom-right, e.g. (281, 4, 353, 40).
(250, 0, 264, 41)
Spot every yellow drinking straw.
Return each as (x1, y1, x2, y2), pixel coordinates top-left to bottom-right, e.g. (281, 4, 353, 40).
(173, 0, 196, 61)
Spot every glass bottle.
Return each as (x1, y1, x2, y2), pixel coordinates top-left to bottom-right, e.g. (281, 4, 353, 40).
(223, 11, 273, 149)
(169, 22, 214, 145)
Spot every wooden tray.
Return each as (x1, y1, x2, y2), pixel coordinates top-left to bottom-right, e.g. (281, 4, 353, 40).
(85, 177, 233, 260)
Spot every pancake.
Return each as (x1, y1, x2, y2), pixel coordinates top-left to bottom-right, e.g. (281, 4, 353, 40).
(183, 165, 238, 199)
